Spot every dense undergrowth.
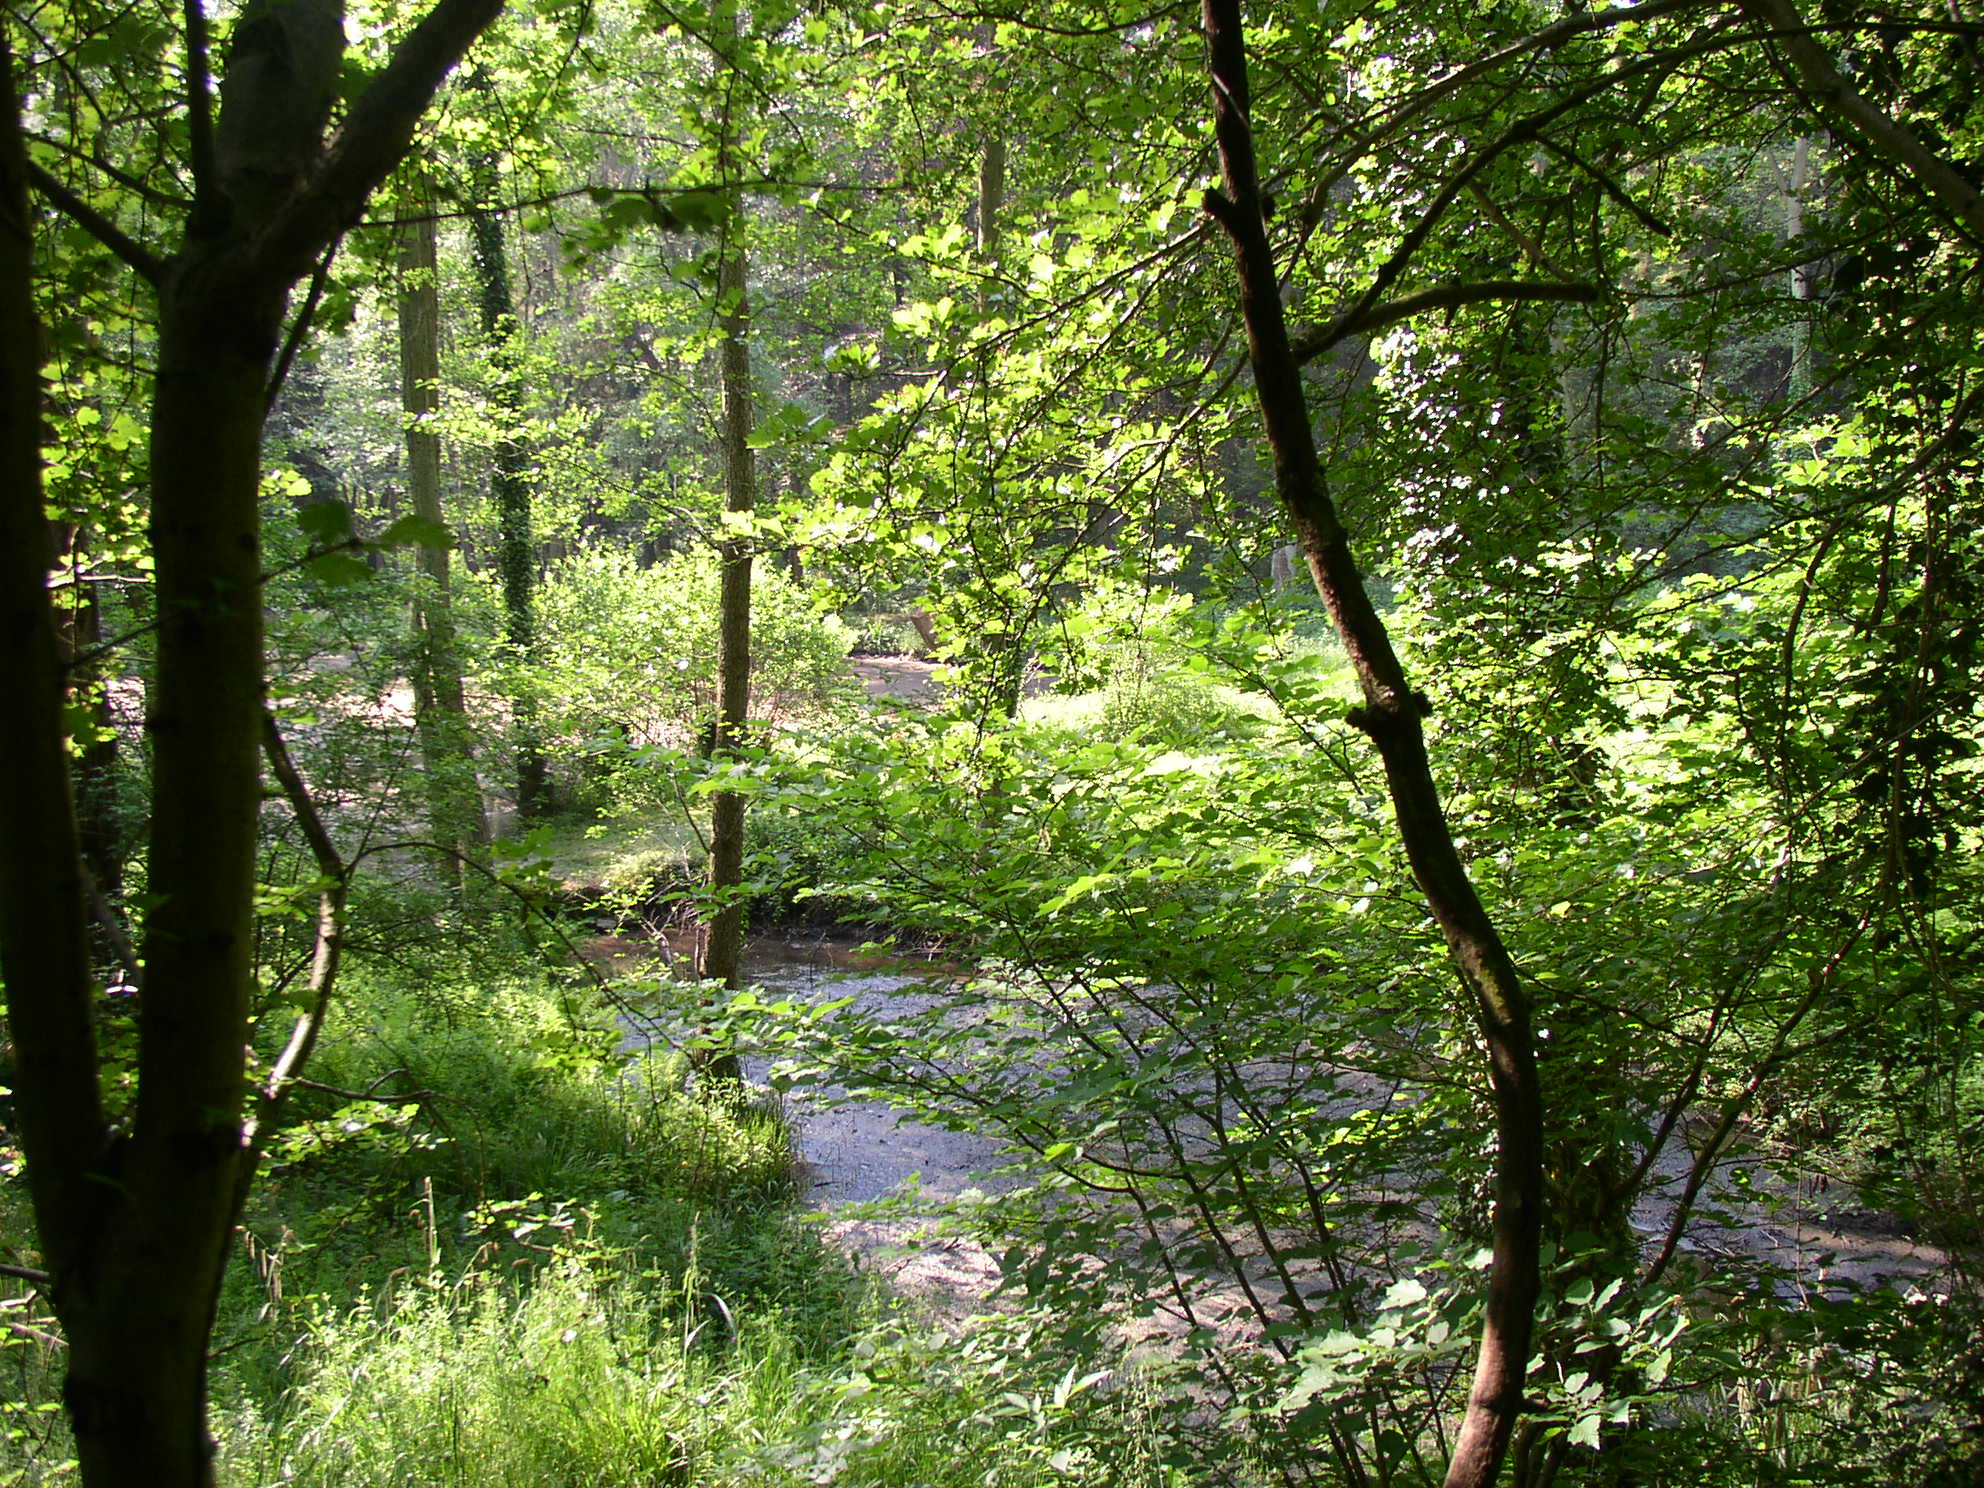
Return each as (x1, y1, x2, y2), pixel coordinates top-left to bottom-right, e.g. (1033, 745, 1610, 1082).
(6, 587, 1981, 1487)
(0, 934, 1173, 1487)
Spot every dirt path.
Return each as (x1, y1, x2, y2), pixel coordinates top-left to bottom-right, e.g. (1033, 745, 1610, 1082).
(850, 656, 940, 704)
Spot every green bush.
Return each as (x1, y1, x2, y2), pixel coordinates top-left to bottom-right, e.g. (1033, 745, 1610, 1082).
(529, 546, 858, 759)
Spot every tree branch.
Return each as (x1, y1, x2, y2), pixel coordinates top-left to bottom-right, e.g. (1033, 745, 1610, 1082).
(243, 709, 348, 1160)
(288, 1076, 433, 1104)
(22, 131, 192, 210)
(260, 0, 504, 275)
(1331, 43, 1717, 354)
(1742, 0, 1984, 251)
(1297, 0, 1718, 236)
(83, 863, 141, 990)
(1291, 280, 1605, 364)
(25, 164, 165, 284)
(184, 0, 219, 231)
(266, 239, 341, 410)
(1536, 134, 1676, 238)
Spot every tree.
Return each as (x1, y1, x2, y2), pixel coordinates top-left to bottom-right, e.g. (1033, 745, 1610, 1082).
(0, 0, 501, 1479)
(399, 203, 486, 876)
(1202, 5, 1542, 1482)
(467, 96, 554, 820)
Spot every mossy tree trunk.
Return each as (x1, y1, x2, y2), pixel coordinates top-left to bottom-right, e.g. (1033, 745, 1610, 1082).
(466, 123, 550, 820)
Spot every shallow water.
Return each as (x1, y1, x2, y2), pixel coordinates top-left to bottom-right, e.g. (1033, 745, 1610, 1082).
(740, 934, 1011, 1209)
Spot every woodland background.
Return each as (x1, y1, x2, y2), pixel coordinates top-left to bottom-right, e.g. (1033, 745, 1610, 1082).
(1, 0, 1981, 1484)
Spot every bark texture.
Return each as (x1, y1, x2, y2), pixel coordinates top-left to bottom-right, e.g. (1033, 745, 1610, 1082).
(399, 209, 482, 871)
(1200, 6, 1546, 1486)
(701, 90, 756, 1006)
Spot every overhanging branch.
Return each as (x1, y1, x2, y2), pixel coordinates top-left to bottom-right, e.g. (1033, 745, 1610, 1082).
(1743, 0, 1984, 251)
(1291, 280, 1606, 364)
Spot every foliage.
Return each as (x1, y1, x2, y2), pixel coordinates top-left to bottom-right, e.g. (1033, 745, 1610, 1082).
(530, 544, 857, 759)
(10, 0, 1984, 1482)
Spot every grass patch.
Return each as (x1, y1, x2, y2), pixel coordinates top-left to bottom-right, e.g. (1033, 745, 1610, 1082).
(528, 813, 701, 897)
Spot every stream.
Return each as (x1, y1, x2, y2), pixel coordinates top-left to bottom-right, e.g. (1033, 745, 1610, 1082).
(737, 935, 1010, 1302)
(665, 934, 1950, 1316)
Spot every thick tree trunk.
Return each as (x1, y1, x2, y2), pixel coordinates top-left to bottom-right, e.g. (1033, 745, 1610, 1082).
(399, 210, 483, 874)
(1200, 7, 1545, 1487)
(70, 248, 283, 1488)
(467, 166, 550, 819)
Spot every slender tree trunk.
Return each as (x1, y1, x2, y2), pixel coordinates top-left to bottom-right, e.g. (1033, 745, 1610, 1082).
(700, 53, 756, 1012)
(1200, 7, 1545, 1487)
(399, 209, 483, 875)
(1785, 134, 1814, 400)
(467, 149, 549, 819)
(972, 128, 1030, 721)
(976, 136, 1005, 317)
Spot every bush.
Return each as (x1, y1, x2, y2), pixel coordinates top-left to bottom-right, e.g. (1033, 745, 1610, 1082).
(528, 546, 859, 758)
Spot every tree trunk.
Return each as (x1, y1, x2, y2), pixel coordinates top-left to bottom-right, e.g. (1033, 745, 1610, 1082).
(466, 147, 550, 819)
(1200, 7, 1545, 1487)
(399, 208, 483, 876)
(0, 2, 500, 1479)
(0, 18, 106, 1375)
(700, 40, 756, 1019)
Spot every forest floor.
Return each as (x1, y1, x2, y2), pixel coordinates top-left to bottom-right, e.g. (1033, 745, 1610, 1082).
(850, 654, 941, 702)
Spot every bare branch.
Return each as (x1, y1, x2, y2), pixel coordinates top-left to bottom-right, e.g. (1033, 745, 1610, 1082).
(82, 863, 141, 989)
(288, 1076, 434, 1103)
(1291, 280, 1606, 364)
(265, 239, 341, 410)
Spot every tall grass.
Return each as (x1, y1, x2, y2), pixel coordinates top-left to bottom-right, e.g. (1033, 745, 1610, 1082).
(3, 955, 1179, 1488)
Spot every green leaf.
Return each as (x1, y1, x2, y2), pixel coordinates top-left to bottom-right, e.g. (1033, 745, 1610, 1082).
(306, 552, 375, 587)
(296, 500, 353, 544)
(376, 514, 453, 549)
